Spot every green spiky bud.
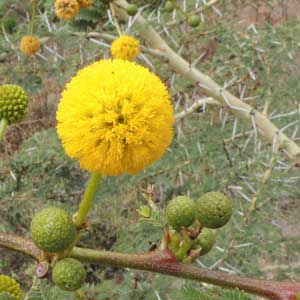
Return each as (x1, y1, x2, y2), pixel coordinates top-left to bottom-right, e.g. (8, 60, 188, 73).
(0, 85, 29, 125)
(188, 15, 200, 27)
(30, 207, 77, 253)
(164, 1, 175, 12)
(52, 258, 86, 291)
(192, 228, 216, 255)
(196, 192, 232, 229)
(0, 292, 16, 300)
(126, 4, 138, 16)
(0, 275, 21, 300)
(166, 196, 196, 231)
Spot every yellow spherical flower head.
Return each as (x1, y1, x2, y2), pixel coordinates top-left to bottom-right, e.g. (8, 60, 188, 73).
(78, 0, 93, 8)
(0, 275, 22, 300)
(55, 0, 79, 20)
(20, 35, 40, 56)
(111, 35, 140, 61)
(57, 59, 174, 176)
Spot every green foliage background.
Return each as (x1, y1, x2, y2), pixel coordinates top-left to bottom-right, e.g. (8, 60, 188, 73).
(1, 0, 300, 300)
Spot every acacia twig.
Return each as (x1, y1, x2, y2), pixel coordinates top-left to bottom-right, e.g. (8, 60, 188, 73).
(0, 233, 299, 300)
(73, 32, 167, 58)
(174, 97, 219, 122)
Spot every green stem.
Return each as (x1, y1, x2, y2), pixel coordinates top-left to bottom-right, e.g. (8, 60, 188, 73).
(29, 1, 36, 35)
(109, 2, 123, 37)
(75, 172, 101, 227)
(0, 118, 7, 141)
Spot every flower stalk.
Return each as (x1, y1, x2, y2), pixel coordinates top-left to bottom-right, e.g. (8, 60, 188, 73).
(0, 118, 7, 141)
(29, 0, 37, 35)
(75, 172, 101, 227)
(109, 2, 123, 37)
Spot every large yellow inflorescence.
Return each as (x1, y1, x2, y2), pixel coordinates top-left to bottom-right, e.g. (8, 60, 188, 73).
(111, 35, 140, 61)
(0, 275, 22, 300)
(55, 0, 80, 20)
(56, 59, 174, 176)
(20, 35, 40, 56)
(77, 0, 93, 8)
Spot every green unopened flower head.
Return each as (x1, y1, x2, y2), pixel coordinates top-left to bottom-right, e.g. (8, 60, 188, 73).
(30, 207, 77, 253)
(188, 15, 200, 27)
(0, 85, 29, 125)
(0, 275, 22, 300)
(126, 4, 138, 16)
(52, 258, 86, 291)
(192, 228, 216, 255)
(165, 1, 175, 12)
(166, 196, 196, 231)
(196, 192, 232, 229)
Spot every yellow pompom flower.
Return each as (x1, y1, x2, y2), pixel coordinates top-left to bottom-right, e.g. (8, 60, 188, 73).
(111, 35, 140, 61)
(57, 59, 174, 176)
(20, 35, 40, 56)
(0, 275, 22, 300)
(77, 0, 93, 8)
(55, 0, 79, 20)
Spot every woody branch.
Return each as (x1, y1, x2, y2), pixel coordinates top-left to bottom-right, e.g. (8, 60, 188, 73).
(0, 233, 299, 300)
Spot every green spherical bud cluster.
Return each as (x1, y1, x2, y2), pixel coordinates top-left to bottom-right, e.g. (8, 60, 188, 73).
(0, 275, 22, 300)
(167, 192, 232, 262)
(126, 4, 138, 16)
(0, 85, 29, 125)
(164, 1, 175, 12)
(192, 228, 216, 255)
(196, 192, 232, 229)
(30, 207, 77, 253)
(188, 15, 200, 27)
(52, 258, 86, 291)
(166, 196, 196, 231)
